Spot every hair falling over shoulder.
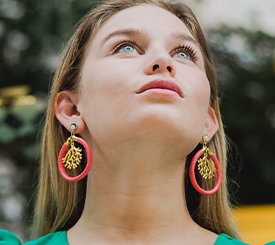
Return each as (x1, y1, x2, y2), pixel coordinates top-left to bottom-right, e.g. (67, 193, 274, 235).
(33, 0, 241, 240)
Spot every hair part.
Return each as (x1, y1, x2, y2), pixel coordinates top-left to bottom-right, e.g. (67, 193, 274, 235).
(33, 0, 240, 240)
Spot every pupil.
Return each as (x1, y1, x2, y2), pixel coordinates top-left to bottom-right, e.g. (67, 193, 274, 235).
(179, 52, 188, 58)
(122, 46, 133, 52)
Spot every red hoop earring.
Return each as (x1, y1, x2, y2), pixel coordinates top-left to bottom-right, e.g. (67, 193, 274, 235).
(189, 134, 222, 195)
(58, 123, 92, 182)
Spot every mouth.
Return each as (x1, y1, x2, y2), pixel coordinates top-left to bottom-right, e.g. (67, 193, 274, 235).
(136, 79, 184, 98)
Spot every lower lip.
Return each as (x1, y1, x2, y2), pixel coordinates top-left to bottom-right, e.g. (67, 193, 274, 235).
(142, 88, 180, 97)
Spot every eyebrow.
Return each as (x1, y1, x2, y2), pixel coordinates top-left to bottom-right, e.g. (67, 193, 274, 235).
(171, 31, 201, 50)
(100, 28, 146, 48)
(100, 28, 201, 50)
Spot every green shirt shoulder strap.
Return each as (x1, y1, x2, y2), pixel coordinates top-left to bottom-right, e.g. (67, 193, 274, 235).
(1, 230, 255, 245)
(24, 231, 68, 245)
(0, 230, 68, 245)
(0, 230, 21, 245)
(215, 234, 251, 245)
(265, 241, 275, 245)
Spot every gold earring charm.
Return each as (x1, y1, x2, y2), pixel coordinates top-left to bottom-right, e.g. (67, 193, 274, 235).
(197, 134, 216, 179)
(189, 134, 222, 195)
(58, 123, 93, 182)
(62, 123, 82, 169)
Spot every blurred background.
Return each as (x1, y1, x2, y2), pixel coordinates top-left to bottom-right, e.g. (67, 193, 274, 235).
(0, 0, 274, 244)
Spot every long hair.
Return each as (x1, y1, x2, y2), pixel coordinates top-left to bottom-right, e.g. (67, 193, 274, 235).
(33, 0, 240, 239)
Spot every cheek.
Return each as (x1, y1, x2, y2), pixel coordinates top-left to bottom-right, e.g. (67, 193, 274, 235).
(184, 70, 211, 127)
(179, 67, 210, 107)
(189, 69, 210, 104)
(78, 60, 137, 136)
(195, 77, 211, 108)
(81, 59, 133, 97)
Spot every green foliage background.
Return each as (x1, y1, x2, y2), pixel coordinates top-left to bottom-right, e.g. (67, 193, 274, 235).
(0, 0, 275, 239)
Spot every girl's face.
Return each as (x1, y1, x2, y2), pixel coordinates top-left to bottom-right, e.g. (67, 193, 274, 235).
(78, 5, 214, 154)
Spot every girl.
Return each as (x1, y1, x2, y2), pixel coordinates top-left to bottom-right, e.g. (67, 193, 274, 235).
(0, 0, 250, 244)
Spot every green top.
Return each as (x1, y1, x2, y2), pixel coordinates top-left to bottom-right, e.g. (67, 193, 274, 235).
(0, 229, 251, 244)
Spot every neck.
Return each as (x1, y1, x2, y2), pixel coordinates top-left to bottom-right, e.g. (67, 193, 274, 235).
(68, 138, 216, 244)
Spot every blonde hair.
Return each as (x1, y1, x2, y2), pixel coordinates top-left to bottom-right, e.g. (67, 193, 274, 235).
(33, 0, 240, 240)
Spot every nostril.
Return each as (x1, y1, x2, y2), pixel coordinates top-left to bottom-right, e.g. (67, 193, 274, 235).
(153, 64, 159, 71)
(167, 66, 172, 73)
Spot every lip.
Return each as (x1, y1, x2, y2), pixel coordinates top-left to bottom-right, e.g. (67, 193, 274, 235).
(136, 79, 184, 98)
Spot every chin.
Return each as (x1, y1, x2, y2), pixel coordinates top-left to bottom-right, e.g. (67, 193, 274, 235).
(128, 109, 196, 141)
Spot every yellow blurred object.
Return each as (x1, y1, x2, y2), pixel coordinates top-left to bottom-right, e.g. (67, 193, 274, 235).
(0, 85, 34, 106)
(0, 85, 30, 97)
(232, 205, 275, 245)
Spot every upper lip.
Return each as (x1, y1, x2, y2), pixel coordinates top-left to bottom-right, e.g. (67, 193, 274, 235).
(136, 79, 184, 98)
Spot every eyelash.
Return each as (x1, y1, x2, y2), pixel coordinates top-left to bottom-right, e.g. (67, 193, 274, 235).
(173, 44, 198, 62)
(112, 39, 198, 62)
(112, 39, 139, 54)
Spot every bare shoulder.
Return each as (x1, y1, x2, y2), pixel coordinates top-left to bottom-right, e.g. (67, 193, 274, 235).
(214, 234, 251, 245)
(195, 226, 250, 245)
(189, 227, 218, 245)
(201, 228, 219, 245)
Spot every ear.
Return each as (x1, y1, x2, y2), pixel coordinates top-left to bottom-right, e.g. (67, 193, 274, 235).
(200, 106, 219, 144)
(55, 91, 85, 134)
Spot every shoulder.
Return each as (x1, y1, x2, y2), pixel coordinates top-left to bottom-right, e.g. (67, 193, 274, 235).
(0, 230, 68, 245)
(264, 241, 275, 245)
(0, 230, 21, 245)
(24, 231, 68, 245)
(215, 234, 251, 245)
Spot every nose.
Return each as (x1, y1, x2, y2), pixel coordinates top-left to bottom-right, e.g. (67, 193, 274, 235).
(144, 53, 176, 77)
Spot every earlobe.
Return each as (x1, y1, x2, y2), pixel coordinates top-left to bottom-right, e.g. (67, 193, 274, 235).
(200, 106, 219, 144)
(55, 91, 85, 134)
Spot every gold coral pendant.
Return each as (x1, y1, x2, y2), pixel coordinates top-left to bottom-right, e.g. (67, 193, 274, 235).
(62, 123, 82, 169)
(197, 134, 216, 179)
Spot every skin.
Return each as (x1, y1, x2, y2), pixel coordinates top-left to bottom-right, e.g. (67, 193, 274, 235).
(55, 4, 219, 245)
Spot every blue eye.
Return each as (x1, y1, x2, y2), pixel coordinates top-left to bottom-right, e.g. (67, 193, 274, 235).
(113, 40, 139, 54)
(174, 51, 190, 60)
(118, 45, 137, 53)
(172, 45, 198, 62)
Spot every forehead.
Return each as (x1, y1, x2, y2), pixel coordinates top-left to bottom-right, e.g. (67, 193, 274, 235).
(92, 4, 195, 45)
